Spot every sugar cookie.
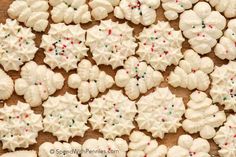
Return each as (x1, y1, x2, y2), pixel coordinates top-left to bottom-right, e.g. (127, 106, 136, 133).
(40, 23, 88, 72)
(89, 90, 137, 139)
(115, 56, 163, 100)
(0, 69, 13, 100)
(136, 21, 184, 71)
(86, 20, 137, 69)
(68, 59, 114, 103)
(15, 61, 64, 107)
(179, 2, 226, 54)
(168, 49, 214, 91)
(0, 19, 37, 71)
(0, 102, 43, 151)
(0, 151, 37, 157)
(136, 87, 185, 139)
(43, 93, 90, 141)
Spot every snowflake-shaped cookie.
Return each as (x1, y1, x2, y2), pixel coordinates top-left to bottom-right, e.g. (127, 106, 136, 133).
(210, 61, 236, 111)
(114, 0, 160, 26)
(39, 141, 81, 157)
(15, 61, 65, 107)
(115, 56, 163, 100)
(43, 93, 91, 141)
(206, 0, 236, 18)
(86, 20, 137, 69)
(0, 68, 13, 100)
(49, 0, 91, 24)
(0, 102, 43, 151)
(214, 114, 236, 157)
(128, 131, 167, 157)
(40, 23, 88, 72)
(89, 0, 120, 20)
(0, 19, 38, 71)
(136, 87, 185, 139)
(1, 151, 37, 157)
(161, 0, 199, 20)
(8, 0, 49, 32)
(215, 19, 236, 60)
(68, 59, 114, 103)
(136, 21, 184, 71)
(168, 49, 214, 91)
(183, 91, 226, 139)
(167, 134, 211, 157)
(89, 90, 137, 139)
(82, 138, 128, 157)
(179, 2, 226, 54)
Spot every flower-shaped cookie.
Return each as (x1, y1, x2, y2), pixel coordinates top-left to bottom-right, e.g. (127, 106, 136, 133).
(168, 49, 214, 91)
(39, 141, 81, 157)
(0, 19, 38, 71)
(8, 0, 49, 32)
(214, 114, 236, 157)
(86, 20, 137, 69)
(89, 90, 137, 139)
(136, 21, 184, 71)
(49, 0, 91, 24)
(128, 131, 167, 157)
(167, 134, 211, 157)
(43, 93, 91, 141)
(179, 2, 226, 54)
(82, 138, 128, 157)
(136, 87, 185, 139)
(15, 61, 64, 107)
(215, 19, 236, 60)
(115, 56, 163, 100)
(0, 102, 43, 151)
(183, 91, 226, 139)
(206, 0, 236, 18)
(161, 0, 199, 20)
(68, 59, 114, 103)
(210, 61, 236, 111)
(114, 0, 160, 26)
(89, 0, 120, 20)
(0, 69, 13, 100)
(40, 23, 88, 72)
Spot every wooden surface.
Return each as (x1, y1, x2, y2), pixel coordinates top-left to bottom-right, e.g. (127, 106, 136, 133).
(0, 0, 232, 156)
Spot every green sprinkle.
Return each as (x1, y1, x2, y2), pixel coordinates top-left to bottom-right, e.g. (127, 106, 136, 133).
(223, 97, 227, 101)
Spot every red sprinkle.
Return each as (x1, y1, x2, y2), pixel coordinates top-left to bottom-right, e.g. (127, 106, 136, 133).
(108, 29, 112, 35)
(25, 114, 29, 118)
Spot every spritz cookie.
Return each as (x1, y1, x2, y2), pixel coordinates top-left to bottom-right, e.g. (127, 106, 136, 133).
(167, 134, 211, 157)
(0, 19, 38, 71)
(0, 102, 43, 151)
(89, 0, 120, 20)
(0, 69, 13, 100)
(0, 151, 37, 157)
(161, 0, 199, 20)
(136, 87, 185, 139)
(136, 21, 184, 71)
(114, 0, 160, 26)
(179, 2, 226, 54)
(214, 114, 236, 157)
(39, 141, 81, 157)
(210, 61, 236, 111)
(40, 23, 88, 72)
(206, 0, 236, 18)
(215, 19, 236, 60)
(8, 0, 49, 32)
(182, 91, 226, 139)
(128, 131, 167, 157)
(15, 61, 64, 107)
(168, 49, 214, 91)
(49, 0, 91, 24)
(68, 59, 114, 103)
(42, 93, 90, 141)
(89, 90, 137, 139)
(86, 20, 137, 69)
(82, 138, 128, 157)
(115, 56, 163, 100)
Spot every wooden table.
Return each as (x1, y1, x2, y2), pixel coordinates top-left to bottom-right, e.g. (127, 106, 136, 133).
(0, 0, 231, 156)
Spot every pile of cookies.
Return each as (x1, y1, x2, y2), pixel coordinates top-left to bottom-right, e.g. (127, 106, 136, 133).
(0, 0, 236, 157)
